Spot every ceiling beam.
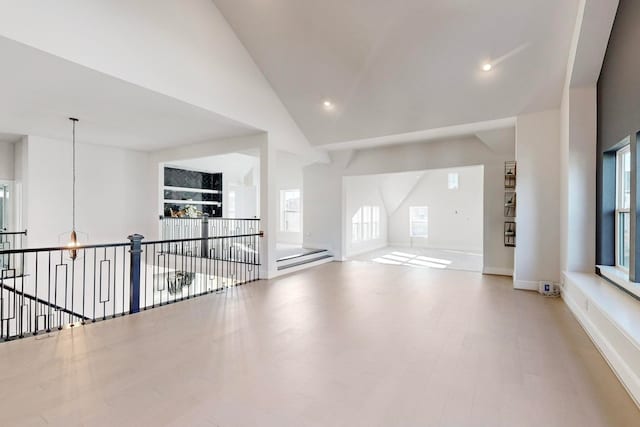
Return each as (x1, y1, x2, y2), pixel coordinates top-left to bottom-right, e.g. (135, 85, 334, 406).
(317, 117, 516, 152)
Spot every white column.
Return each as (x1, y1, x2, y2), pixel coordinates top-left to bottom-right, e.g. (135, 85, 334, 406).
(563, 87, 597, 273)
(260, 137, 278, 278)
(514, 110, 561, 289)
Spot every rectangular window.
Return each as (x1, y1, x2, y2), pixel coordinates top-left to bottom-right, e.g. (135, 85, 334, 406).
(448, 172, 459, 190)
(352, 205, 382, 242)
(0, 184, 6, 231)
(280, 189, 301, 232)
(352, 208, 362, 242)
(409, 206, 429, 238)
(616, 145, 631, 270)
(372, 206, 380, 239)
(362, 206, 372, 240)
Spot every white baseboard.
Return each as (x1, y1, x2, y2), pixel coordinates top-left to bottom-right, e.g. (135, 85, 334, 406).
(513, 280, 538, 291)
(562, 273, 640, 409)
(482, 267, 513, 276)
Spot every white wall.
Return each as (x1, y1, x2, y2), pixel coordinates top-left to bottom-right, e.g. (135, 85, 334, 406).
(276, 151, 304, 245)
(0, 141, 14, 180)
(305, 136, 514, 274)
(0, 0, 325, 161)
(560, 87, 597, 273)
(24, 136, 154, 247)
(343, 176, 388, 257)
(388, 166, 483, 252)
(304, 160, 344, 255)
(514, 110, 561, 288)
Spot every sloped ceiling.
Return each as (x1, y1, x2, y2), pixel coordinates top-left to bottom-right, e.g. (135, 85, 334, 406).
(378, 171, 425, 216)
(475, 127, 515, 156)
(214, 0, 580, 146)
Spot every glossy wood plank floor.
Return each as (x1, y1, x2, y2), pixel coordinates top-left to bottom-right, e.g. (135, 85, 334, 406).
(1, 262, 639, 426)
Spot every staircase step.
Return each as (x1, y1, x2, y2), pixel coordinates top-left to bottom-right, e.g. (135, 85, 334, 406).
(277, 251, 333, 270)
(277, 248, 327, 262)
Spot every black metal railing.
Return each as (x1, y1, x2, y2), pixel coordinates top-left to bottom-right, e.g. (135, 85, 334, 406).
(160, 216, 260, 240)
(1, 230, 26, 272)
(160, 217, 261, 259)
(0, 231, 262, 341)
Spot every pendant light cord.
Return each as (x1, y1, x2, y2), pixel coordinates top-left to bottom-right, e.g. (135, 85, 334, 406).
(70, 118, 78, 232)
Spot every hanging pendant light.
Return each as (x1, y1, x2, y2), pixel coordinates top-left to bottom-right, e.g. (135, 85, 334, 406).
(68, 117, 79, 260)
(59, 117, 87, 261)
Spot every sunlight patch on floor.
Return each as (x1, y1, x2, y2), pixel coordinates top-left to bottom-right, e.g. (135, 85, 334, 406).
(352, 246, 483, 272)
(370, 251, 451, 269)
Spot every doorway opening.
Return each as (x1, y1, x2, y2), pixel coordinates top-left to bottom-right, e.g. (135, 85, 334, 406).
(343, 166, 484, 272)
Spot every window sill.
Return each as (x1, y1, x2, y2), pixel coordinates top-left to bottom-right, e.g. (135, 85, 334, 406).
(598, 265, 640, 300)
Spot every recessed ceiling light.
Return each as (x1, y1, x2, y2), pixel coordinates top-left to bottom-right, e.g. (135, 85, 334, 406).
(482, 63, 492, 72)
(323, 100, 335, 110)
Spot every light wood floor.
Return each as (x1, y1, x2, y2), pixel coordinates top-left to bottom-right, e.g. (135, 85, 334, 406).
(0, 261, 638, 426)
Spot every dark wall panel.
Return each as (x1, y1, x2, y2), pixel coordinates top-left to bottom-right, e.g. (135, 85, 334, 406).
(597, 0, 640, 265)
(598, 0, 640, 151)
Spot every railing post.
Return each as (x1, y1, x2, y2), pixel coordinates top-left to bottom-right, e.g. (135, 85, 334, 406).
(128, 234, 144, 314)
(201, 214, 209, 258)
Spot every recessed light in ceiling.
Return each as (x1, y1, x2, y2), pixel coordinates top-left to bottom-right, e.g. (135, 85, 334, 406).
(482, 63, 492, 72)
(323, 100, 335, 110)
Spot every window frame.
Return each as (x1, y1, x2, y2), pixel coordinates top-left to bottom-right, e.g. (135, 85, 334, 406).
(351, 205, 382, 242)
(447, 172, 459, 190)
(280, 189, 301, 233)
(362, 206, 372, 240)
(372, 206, 380, 239)
(352, 208, 362, 242)
(615, 145, 631, 271)
(409, 206, 429, 238)
(0, 181, 12, 232)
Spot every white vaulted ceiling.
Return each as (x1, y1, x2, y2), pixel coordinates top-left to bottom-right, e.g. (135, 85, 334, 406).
(213, 0, 580, 147)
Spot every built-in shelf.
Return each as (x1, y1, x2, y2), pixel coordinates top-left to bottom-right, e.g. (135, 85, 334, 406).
(163, 166, 223, 217)
(164, 185, 221, 194)
(164, 200, 222, 206)
(504, 221, 516, 247)
(504, 192, 516, 217)
(504, 161, 516, 188)
(504, 161, 516, 247)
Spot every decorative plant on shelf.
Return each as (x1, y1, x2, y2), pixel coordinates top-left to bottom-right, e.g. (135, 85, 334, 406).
(169, 205, 202, 218)
(184, 205, 199, 218)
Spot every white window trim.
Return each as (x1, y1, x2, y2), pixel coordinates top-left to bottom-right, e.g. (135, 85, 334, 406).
(0, 180, 13, 232)
(280, 189, 301, 232)
(447, 172, 459, 190)
(616, 145, 630, 272)
(409, 206, 429, 238)
(352, 208, 362, 242)
(372, 206, 380, 239)
(351, 205, 381, 243)
(598, 265, 640, 300)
